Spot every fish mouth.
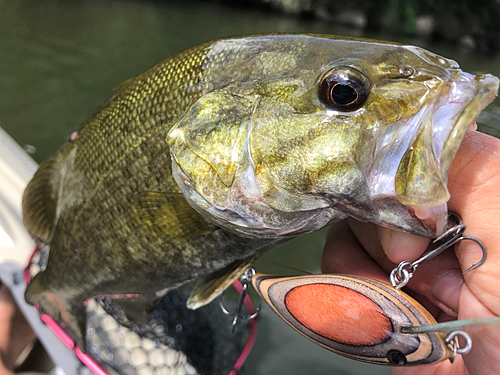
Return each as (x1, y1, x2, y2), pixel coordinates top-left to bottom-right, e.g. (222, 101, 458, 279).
(430, 72, 499, 181)
(369, 71, 499, 237)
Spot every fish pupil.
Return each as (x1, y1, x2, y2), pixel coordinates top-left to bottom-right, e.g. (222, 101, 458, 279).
(330, 83, 357, 105)
(386, 349, 407, 365)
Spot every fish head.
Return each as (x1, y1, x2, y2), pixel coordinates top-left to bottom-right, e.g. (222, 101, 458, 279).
(294, 44, 500, 237)
(167, 36, 499, 238)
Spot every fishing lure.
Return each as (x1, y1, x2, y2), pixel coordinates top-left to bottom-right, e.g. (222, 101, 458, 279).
(224, 213, 497, 366)
(253, 272, 480, 366)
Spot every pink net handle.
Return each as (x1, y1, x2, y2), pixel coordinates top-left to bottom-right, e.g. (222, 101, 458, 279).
(227, 280, 259, 375)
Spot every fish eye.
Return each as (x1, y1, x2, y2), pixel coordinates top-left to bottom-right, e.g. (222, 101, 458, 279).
(319, 66, 369, 111)
(386, 349, 407, 365)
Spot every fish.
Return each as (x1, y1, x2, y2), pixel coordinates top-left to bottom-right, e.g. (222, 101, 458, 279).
(22, 34, 499, 350)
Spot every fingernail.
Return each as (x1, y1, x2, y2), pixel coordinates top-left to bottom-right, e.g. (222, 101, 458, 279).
(432, 270, 463, 317)
(377, 227, 431, 263)
(377, 227, 392, 255)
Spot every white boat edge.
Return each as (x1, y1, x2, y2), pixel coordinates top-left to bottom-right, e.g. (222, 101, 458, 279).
(0, 126, 38, 265)
(0, 127, 90, 374)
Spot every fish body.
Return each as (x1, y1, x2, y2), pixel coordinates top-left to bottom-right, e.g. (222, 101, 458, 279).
(22, 34, 498, 349)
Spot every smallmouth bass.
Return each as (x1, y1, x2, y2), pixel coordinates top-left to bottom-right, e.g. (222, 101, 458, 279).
(22, 34, 498, 350)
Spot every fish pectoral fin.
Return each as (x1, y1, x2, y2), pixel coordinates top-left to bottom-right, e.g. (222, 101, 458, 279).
(22, 144, 76, 243)
(111, 295, 159, 325)
(130, 191, 216, 239)
(187, 256, 258, 310)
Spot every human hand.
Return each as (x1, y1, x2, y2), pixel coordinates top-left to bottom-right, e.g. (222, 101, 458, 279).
(321, 130, 500, 375)
(0, 284, 36, 375)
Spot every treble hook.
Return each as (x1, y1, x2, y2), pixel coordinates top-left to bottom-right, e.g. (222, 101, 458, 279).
(220, 267, 260, 333)
(391, 212, 487, 289)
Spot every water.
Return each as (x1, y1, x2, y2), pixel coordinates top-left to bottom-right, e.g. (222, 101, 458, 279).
(1, 0, 499, 374)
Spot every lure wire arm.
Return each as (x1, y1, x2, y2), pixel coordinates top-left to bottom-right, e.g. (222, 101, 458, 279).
(400, 324, 474, 363)
(399, 317, 500, 335)
(220, 267, 260, 333)
(390, 213, 487, 289)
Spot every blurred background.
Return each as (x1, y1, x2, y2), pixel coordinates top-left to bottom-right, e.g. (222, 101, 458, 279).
(1, 0, 499, 374)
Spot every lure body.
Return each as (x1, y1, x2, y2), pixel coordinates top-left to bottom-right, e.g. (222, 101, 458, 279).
(253, 273, 451, 366)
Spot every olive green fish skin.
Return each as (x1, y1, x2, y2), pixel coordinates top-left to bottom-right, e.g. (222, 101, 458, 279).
(22, 34, 498, 347)
(23, 38, 283, 343)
